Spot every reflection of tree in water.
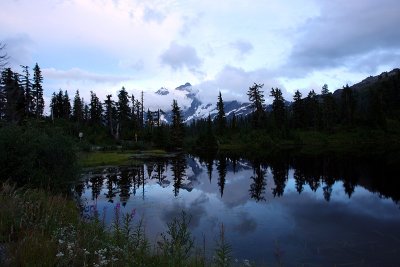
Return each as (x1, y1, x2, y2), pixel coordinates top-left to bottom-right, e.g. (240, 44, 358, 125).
(118, 168, 132, 206)
(153, 160, 167, 183)
(206, 157, 214, 183)
(104, 172, 118, 203)
(146, 162, 154, 180)
(294, 169, 306, 194)
(217, 155, 227, 197)
(271, 161, 289, 197)
(171, 154, 187, 197)
(228, 153, 240, 174)
(249, 161, 267, 202)
(74, 181, 85, 198)
(90, 175, 104, 200)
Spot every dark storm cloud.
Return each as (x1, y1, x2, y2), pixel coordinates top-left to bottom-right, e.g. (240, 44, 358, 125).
(160, 42, 202, 71)
(286, 0, 400, 74)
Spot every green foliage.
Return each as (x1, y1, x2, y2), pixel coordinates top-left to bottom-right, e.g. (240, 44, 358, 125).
(270, 87, 286, 128)
(158, 211, 194, 267)
(247, 83, 265, 128)
(214, 224, 232, 267)
(171, 99, 185, 149)
(0, 125, 79, 192)
(2, 183, 236, 266)
(32, 63, 44, 118)
(216, 91, 226, 134)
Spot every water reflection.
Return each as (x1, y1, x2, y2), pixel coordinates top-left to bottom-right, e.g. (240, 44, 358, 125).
(76, 152, 400, 265)
(76, 153, 400, 205)
(249, 161, 266, 202)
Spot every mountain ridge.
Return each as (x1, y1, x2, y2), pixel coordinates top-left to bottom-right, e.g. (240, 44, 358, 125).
(154, 68, 400, 124)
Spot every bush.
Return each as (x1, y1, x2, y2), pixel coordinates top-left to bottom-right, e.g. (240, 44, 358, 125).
(0, 125, 79, 192)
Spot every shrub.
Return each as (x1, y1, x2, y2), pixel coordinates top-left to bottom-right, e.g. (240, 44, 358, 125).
(0, 125, 79, 192)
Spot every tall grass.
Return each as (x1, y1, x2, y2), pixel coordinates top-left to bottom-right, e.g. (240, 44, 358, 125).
(1, 182, 263, 267)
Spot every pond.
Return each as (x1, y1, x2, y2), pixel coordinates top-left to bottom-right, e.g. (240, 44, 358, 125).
(74, 152, 400, 266)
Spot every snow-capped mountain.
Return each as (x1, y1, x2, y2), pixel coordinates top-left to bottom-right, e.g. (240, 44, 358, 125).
(153, 82, 253, 124)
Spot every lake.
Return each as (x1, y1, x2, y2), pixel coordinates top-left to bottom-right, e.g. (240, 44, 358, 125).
(75, 152, 400, 266)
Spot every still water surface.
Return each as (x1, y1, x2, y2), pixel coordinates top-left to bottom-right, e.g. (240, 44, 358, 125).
(75, 153, 400, 266)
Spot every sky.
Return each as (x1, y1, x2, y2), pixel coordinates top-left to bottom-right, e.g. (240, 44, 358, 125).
(1, 0, 400, 111)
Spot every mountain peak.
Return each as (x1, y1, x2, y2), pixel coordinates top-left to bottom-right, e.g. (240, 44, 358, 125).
(155, 87, 169, 95)
(175, 82, 192, 91)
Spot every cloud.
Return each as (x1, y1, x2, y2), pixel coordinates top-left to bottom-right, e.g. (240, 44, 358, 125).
(161, 193, 209, 229)
(143, 6, 166, 24)
(230, 40, 253, 56)
(286, 0, 400, 74)
(43, 68, 132, 84)
(232, 211, 257, 235)
(196, 65, 285, 104)
(180, 13, 203, 36)
(160, 42, 202, 71)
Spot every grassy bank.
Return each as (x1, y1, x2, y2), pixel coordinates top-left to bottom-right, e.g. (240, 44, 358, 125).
(78, 149, 175, 168)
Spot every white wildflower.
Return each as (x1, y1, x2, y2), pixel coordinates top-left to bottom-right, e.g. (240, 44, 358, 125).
(56, 252, 64, 257)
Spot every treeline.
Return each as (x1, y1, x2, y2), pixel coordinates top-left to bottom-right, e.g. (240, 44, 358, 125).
(1, 60, 399, 152)
(0, 64, 45, 123)
(188, 69, 400, 151)
(0, 63, 185, 150)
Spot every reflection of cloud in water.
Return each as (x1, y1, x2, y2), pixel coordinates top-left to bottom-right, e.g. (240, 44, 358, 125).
(219, 171, 253, 208)
(161, 193, 209, 229)
(233, 211, 257, 235)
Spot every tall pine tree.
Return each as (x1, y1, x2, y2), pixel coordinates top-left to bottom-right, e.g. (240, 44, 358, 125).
(170, 99, 184, 149)
(247, 83, 265, 128)
(32, 63, 44, 118)
(270, 87, 286, 128)
(216, 91, 226, 134)
(72, 90, 84, 123)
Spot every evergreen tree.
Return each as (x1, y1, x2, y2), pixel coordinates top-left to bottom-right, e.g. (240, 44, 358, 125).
(83, 103, 90, 123)
(247, 83, 265, 128)
(135, 99, 142, 129)
(321, 84, 336, 130)
(196, 114, 218, 150)
(291, 90, 304, 128)
(32, 63, 44, 118)
(146, 108, 153, 129)
(62, 90, 71, 119)
(50, 89, 70, 119)
(1, 68, 25, 123)
(104, 94, 117, 137)
(20, 65, 34, 117)
(216, 91, 226, 134)
(270, 87, 286, 128)
(72, 90, 84, 123)
(0, 72, 6, 121)
(117, 87, 131, 138)
(304, 90, 320, 129)
(170, 99, 184, 149)
(131, 94, 139, 129)
(230, 113, 237, 129)
(89, 91, 103, 125)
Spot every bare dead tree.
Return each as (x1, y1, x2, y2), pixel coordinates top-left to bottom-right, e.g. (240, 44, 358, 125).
(0, 42, 9, 68)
